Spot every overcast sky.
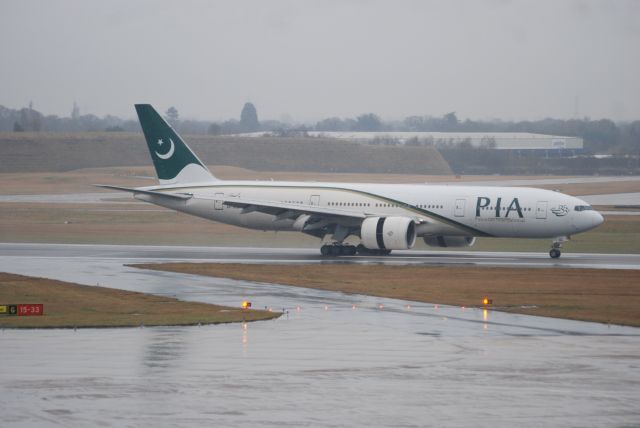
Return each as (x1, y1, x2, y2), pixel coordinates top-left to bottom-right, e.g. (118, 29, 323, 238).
(1, 0, 639, 123)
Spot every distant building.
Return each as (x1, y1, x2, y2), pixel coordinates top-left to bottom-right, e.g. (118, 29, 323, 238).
(307, 132, 583, 156)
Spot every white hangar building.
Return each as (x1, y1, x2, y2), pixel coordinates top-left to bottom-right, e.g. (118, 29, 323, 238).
(306, 132, 583, 153)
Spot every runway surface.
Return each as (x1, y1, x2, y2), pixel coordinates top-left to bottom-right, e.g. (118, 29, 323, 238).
(1, 243, 639, 427)
(2, 243, 639, 270)
(442, 176, 640, 187)
(582, 192, 640, 206)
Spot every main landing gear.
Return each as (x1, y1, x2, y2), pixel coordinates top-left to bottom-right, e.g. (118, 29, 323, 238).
(354, 244, 392, 256)
(549, 236, 569, 259)
(319, 244, 392, 257)
(320, 244, 357, 256)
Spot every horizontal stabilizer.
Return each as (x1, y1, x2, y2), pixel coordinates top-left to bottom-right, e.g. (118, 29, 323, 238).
(94, 185, 192, 200)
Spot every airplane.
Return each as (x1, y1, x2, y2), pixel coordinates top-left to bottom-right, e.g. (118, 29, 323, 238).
(98, 104, 604, 259)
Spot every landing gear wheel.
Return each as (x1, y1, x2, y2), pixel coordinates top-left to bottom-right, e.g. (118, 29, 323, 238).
(355, 244, 392, 256)
(339, 245, 356, 256)
(548, 236, 568, 259)
(328, 245, 341, 256)
(320, 244, 357, 257)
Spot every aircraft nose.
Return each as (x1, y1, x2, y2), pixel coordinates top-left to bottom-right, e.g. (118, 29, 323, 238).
(593, 211, 604, 227)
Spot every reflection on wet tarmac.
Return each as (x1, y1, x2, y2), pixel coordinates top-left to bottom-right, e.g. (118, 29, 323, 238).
(142, 328, 188, 370)
(242, 322, 248, 354)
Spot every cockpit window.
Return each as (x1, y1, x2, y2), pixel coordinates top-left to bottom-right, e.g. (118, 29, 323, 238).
(574, 205, 593, 212)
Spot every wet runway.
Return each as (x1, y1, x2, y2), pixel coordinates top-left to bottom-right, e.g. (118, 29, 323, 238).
(1, 244, 639, 427)
(2, 243, 640, 270)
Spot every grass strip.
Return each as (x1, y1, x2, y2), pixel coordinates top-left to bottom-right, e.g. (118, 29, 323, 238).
(0, 272, 279, 329)
(133, 263, 640, 327)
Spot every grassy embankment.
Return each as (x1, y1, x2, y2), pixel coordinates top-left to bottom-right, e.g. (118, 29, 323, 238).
(0, 132, 452, 175)
(133, 263, 640, 327)
(0, 272, 279, 329)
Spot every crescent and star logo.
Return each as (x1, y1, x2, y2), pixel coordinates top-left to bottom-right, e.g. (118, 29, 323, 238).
(155, 138, 175, 160)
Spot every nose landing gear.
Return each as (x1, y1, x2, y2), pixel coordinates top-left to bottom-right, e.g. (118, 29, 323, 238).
(549, 236, 569, 259)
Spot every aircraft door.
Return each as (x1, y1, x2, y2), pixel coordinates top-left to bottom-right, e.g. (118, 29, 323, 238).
(454, 198, 466, 217)
(536, 201, 547, 219)
(214, 192, 224, 210)
(310, 195, 320, 206)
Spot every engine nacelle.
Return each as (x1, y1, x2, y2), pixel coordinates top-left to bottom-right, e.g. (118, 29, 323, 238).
(361, 217, 416, 250)
(423, 236, 476, 248)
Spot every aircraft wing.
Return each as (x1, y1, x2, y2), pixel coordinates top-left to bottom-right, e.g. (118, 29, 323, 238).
(95, 185, 368, 219)
(204, 195, 368, 220)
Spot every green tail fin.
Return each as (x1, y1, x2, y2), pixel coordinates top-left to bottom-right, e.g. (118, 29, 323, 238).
(135, 104, 215, 184)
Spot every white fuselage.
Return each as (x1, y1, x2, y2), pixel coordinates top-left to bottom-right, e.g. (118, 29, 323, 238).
(135, 180, 603, 239)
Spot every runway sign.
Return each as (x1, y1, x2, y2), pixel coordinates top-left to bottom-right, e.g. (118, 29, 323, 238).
(0, 304, 43, 316)
(18, 304, 44, 316)
(0, 305, 17, 315)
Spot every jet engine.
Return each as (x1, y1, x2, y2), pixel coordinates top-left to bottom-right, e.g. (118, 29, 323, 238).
(361, 217, 416, 250)
(423, 236, 476, 248)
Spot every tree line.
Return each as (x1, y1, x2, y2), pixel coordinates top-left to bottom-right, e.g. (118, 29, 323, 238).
(0, 103, 637, 155)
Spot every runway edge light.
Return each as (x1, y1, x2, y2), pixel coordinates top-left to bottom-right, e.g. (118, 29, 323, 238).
(241, 301, 252, 309)
(483, 297, 493, 305)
